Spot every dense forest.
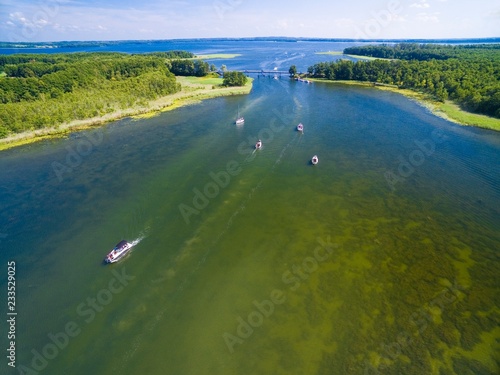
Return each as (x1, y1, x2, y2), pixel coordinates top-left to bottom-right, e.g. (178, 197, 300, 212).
(307, 44, 500, 118)
(0, 51, 218, 138)
(344, 43, 500, 61)
(169, 59, 212, 76)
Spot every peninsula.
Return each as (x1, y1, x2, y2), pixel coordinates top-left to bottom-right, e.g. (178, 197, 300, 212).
(306, 44, 500, 131)
(0, 51, 251, 150)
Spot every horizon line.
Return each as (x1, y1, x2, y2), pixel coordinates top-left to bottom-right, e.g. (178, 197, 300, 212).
(2, 36, 500, 45)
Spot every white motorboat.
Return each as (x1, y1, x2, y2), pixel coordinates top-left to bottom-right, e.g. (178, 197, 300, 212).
(311, 155, 319, 165)
(235, 106, 244, 125)
(297, 123, 304, 132)
(104, 240, 134, 263)
(255, 140, 262, 149)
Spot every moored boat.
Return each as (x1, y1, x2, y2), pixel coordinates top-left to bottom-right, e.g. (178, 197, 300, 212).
(104, 240, 134, 263)
(311, 155, 319, 165)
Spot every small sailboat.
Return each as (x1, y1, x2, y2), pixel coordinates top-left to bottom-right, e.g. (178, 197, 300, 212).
(297, 123, 304, 132)
(311, 155, 319, 165)
(255, 139, 262, 149)
(235, 106, 244, 125)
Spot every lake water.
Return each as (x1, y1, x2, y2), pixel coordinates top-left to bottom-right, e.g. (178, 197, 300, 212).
(0, 39, 374, 72)
(1, 41, 499, 375)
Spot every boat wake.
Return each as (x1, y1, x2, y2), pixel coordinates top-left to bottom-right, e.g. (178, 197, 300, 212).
(129, 235, 145, 247)
(285, 130, 303, 159)
(126, 226, 150, 250)
(129, 227, 149, 247)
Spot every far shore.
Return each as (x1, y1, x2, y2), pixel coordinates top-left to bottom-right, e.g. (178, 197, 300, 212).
(307, 78, 500, 131)
(315, 51, 391, 61)
(0, 76, 253, 151)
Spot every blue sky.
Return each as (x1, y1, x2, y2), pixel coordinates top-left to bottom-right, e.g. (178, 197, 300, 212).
(1, 0, 499, 42)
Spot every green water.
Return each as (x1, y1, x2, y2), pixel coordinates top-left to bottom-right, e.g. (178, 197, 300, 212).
(1, 78, 499, 374)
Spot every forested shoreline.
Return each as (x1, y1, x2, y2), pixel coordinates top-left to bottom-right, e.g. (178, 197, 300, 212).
(2, 44, 499, 141)
(0, 51, 236, 138)
(306, 44, 500, 119)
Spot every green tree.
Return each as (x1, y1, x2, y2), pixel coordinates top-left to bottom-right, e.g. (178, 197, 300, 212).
(336, 60, 353, 80)
(307, 43, 500, 119)
(0, 51, 184, 137)
(222, 71, 247, 87)
(194, 60, 209, 76)
(289, 65, 297, 77)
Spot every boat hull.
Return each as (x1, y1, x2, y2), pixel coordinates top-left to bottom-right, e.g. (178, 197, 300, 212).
(104, 241, 134, 264)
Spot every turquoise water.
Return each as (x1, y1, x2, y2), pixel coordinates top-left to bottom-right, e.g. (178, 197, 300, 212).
(1, 78, 499, 374)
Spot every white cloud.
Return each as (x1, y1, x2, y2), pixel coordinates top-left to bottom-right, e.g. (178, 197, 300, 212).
(391, 14, 408, 23)
(36, 19, 49, 27)
(416, 12, 440, 22)
(7, 11, 51, 30)
(411, 0, 430, 9)
(53, 23, 80, 32)
(9, 12, 29, 26)
(1, 0, 498, 41)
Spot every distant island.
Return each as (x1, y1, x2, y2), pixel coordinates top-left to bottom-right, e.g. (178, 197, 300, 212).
(299, 43, 500, 131)
(0, 51, 250, 150)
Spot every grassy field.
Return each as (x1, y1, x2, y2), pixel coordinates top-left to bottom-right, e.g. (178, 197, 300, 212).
(178, 75, 226, 86)
(0, 76, 253, 151)
(194, 53, 241, 59)
(133, 76, 252, 117)
(316, 51, 343, 55)
(308, 78, 500, 131)
(436, 101, 500, 130)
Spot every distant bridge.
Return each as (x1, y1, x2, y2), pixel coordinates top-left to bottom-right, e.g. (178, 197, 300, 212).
(217, 69, 294, 76)
(242, 70, 291, 74)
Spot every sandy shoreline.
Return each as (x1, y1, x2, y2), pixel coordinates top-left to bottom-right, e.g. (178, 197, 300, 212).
(0, 76, 253, 151)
